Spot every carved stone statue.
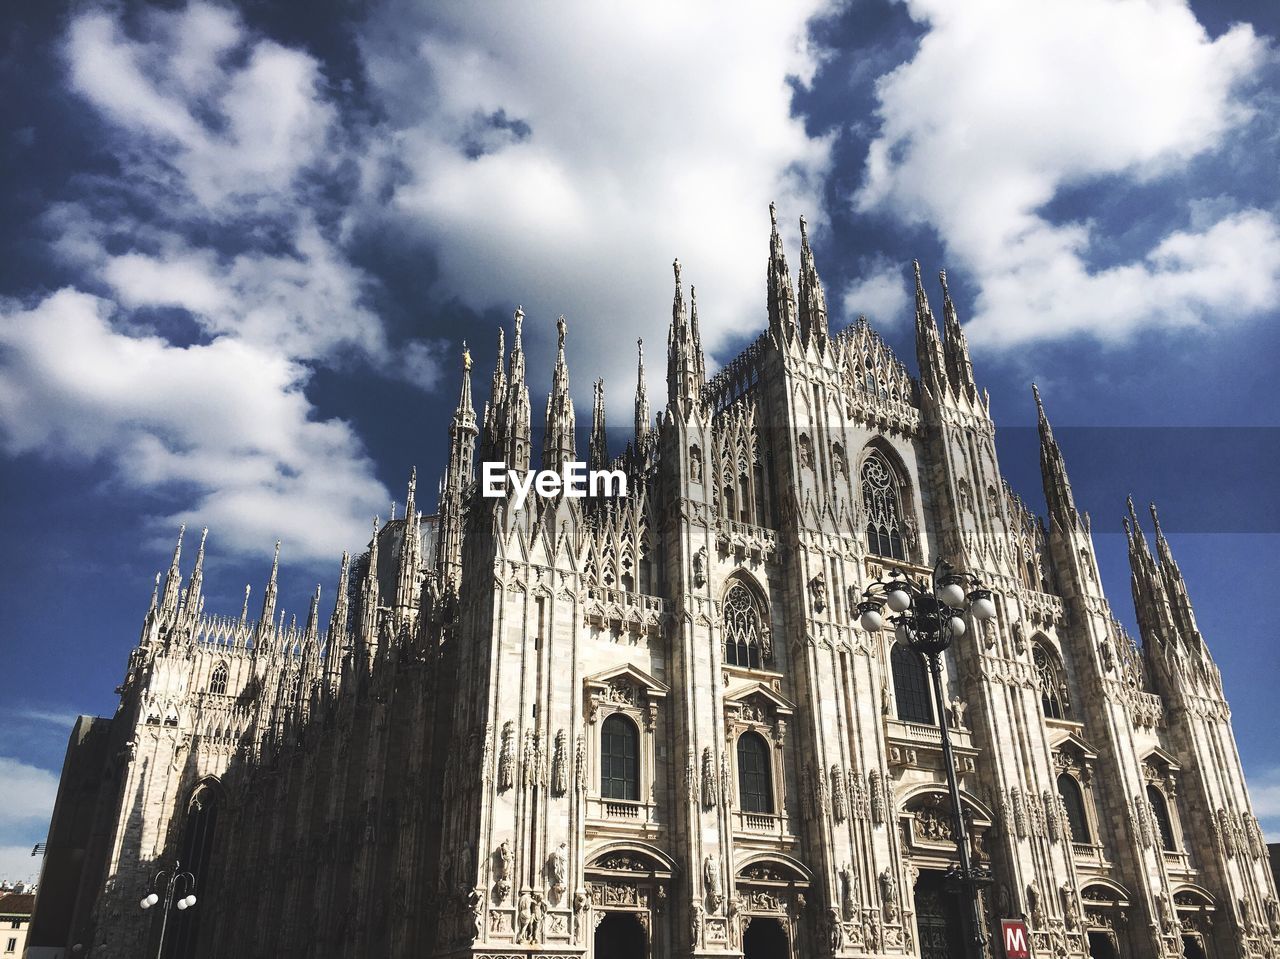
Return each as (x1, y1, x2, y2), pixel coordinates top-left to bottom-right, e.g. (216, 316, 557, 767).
(548, 842, 568, 894)
(516, 890, 534, 942)
(839, 863, 857, 919)
(948, 697, 968, 730)
(827, 906, 844, 950)
(809, 571, 827, 613)
(466, 887, 484, 941)
(693, 545, 707, 587)
(879, 868, 899, 922)
(703, 855, 723, 911)
(498, 721, 515, 790)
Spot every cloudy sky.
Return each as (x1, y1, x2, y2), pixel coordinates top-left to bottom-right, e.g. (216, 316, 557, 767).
(1, 0, 1277, 881)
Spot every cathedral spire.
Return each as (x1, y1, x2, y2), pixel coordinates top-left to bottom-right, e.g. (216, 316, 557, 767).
(395, 468, 421, 615)
(666, 259, 704, 414)
(766, 202, 797, 342)
(1034, 385, 1079, 530)
(797, 215, 829, 349)
(483, 328, 507, 461)
(504, 307, 532, 471)
(1149, 502, 1203, 646)
(258, 541, 281, 642)
(240, 584, 251, 625)
(439, 348, 478, 588)
(325, 551, 350, 685)
(634, 338, 651, 441)
(588, 379, 608, 472)
(689, 286, 706, 384)
(939, 270, 976, 399)
(160, 524, 185, 615)
(181, 527, 208, 625)
(542, 315, 577, 470)
(913, 261, 947, 392)
(304, 584, 322, 644)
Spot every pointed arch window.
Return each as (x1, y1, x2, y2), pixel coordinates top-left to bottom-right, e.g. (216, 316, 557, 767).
(1033, 643, 1069, 719)
(601, 714, 639, 801)
(861, 451, 906, 560)
(891, 643, 934, 725)
(723, 581, 767, 669)
(736, 732, 773, 814)
(1057, 773, 1090, 843)
(208, 663, 228, 696)
(1147, 784, 1176, 851)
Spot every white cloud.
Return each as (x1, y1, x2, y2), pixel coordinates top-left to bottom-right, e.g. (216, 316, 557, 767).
(0, 758, 58, 830)
(358, 0, 837, 397)
(0, 290, 386, 561)
(841, 258, 911, 326)
(855, 0, 1276, 345)
(1252, 767, 1280, 819)
(65, 4, 335, 212)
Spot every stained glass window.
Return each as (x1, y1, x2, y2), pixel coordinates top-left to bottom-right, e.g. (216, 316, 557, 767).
(862, 452, 906, 560)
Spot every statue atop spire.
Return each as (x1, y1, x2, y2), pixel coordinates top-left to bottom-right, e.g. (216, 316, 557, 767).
(939, 270, 977, 400)
(1033, 385, 1079, 530)
(797, 215, 829, 349)
(542, 315, 576, 470)
(589, 379, 608, 473)
(634, 337, 651, 441)
(766, 202, 797, 342)
(666, 258, 704, 414)
(505, 307, 532, 471)
(913, 260, 946, 393)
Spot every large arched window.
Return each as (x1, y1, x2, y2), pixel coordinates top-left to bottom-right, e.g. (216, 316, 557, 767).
(736, 732, 773, 814)
(1033, 643, 1068, 719)
(891, 643, 934, 725)
(1147, 785, 1176, 851)
(1057, 774, 1090, 843)
(861, 451, 906, 560)
(723, 581, 766, 669)
(208, 663, 228, 696)
(601, 714, 639, 801)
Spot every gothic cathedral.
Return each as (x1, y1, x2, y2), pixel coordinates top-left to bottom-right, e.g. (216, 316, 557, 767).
(39, 206, 1280, 959)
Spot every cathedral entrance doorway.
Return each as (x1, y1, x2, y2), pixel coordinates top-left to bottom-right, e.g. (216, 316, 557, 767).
(742, 916, 789, 959)
(1087, 930, 1120, 958)
(593, 911, 647, 959)
(913, 871, 965, 959)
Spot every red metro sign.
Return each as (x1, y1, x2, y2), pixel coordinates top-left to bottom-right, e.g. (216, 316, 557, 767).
(1001, 919, 1031, 958)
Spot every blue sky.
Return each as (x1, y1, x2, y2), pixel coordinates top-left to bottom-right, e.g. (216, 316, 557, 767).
(1, 0, 1277, 882)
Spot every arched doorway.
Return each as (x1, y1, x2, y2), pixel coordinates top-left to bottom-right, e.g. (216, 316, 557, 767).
(594, 911, 646, 959)
(743, 916, 789, 959)
(1087, 931, 1119, 958)
(914, 871, 965, 959)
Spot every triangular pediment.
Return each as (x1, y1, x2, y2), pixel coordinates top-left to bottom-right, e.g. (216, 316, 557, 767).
(1142, 745, 1182, 772)
(724, 680, 795, 715)
(584, 663, 669, 699)
(1049, 729, 1100, 760)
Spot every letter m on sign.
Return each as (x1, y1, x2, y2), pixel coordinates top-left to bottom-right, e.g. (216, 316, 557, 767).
(1001, 919, 1030, 958)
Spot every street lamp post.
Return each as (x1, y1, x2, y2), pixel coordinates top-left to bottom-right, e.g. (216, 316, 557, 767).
(857, 559, 998, 959)
(139, 860, 197, 959)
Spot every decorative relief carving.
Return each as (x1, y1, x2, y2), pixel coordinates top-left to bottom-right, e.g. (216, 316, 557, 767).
(498, 721, 515, 791)
(701, 748, 718, 809)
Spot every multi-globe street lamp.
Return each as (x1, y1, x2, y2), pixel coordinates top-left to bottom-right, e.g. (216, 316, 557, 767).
(857, 559, 997, 959)
(139, 860, 197, 959)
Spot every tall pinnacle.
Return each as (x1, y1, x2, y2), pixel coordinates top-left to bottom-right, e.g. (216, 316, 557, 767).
(542, 315, 576, 470)
(588, 379, 608, 472)
(939, 270, 976, 399)
(913, 261, 946, 392)
(182, 527, 208, 622)
(304, 584, 322, 644)
(259, 541, 281, 636)
(766, 202, 797, 341)
(161, 524, 185, 614)
(1033, 385, 1078, 529)
(505, 307, 532, 471)
(634, 338, 651, 440)
(666, 259, 704, 414)
(797, 215, 829, 348)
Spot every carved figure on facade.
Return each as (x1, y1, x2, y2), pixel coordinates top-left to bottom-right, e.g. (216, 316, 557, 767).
(693, 545, 707, 587)
(551, 729, 568, 796)
(840, 863, 858, 919)
(879, 868, 899, 923)
(831, 765, 848, 822)
(703, 855, 723, 912)
(827, 906, 844, 951)
(548, 843, 568, 897)
(809, 571, 827, 613)
(701, 747, 718, 808)
(498, 721, 515, 791)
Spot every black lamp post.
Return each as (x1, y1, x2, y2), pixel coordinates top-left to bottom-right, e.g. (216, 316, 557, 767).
(857, 559, 997, 959)
(139, 860, 197, 959)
